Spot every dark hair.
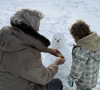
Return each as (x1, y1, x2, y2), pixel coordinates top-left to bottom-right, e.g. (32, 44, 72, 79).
(70, 20, 91, 39)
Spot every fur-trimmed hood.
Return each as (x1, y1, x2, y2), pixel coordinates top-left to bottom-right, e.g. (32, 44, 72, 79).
(76, 31, 100, 51)
(0, 26, 50, 52)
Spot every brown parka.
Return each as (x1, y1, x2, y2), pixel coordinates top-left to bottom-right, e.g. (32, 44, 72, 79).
(0, 26, 58, 90)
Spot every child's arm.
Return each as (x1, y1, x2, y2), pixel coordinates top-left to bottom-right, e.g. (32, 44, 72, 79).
(68, 47, 89, 87)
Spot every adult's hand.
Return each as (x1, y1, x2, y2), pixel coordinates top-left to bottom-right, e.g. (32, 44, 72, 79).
(54, 57, 65, 65)
(47, 48, 61, 57)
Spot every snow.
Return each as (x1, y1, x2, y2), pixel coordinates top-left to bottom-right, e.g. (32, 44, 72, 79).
(0, 0, 100, 90)
(42, 32, 74, 90)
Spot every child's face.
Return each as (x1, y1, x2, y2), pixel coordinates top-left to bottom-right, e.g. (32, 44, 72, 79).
(73, 36, 79, 43)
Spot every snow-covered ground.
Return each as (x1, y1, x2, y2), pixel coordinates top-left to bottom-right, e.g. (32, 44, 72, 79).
(0, 0, 100, 90)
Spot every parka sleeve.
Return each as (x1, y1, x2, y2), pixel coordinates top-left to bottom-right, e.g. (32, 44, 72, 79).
(17, 51, 58, 85)
(19, 64, 58, 85)
(68, 47, 89, 81)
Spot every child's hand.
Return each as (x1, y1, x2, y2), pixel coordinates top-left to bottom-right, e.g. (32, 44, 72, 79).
(68, 81, 74, 87)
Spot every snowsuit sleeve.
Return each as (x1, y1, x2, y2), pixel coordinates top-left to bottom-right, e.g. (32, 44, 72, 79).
(68, 47, 89, 81)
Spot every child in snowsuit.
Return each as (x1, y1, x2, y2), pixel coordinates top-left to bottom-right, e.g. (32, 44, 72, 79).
(68, 20, 100, 90)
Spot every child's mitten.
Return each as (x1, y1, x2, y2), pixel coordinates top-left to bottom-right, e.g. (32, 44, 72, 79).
(68, 81, 74, 87)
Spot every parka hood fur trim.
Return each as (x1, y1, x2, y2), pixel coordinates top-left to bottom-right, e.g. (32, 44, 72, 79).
(0, 26, 50, 52)
(11, 22, 50, 47)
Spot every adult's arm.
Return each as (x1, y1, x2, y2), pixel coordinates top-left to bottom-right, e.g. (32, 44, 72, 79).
(17, 50, 58, 85)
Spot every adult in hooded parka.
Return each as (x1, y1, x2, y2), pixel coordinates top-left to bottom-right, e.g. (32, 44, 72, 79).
(0, 9, 65, 90)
